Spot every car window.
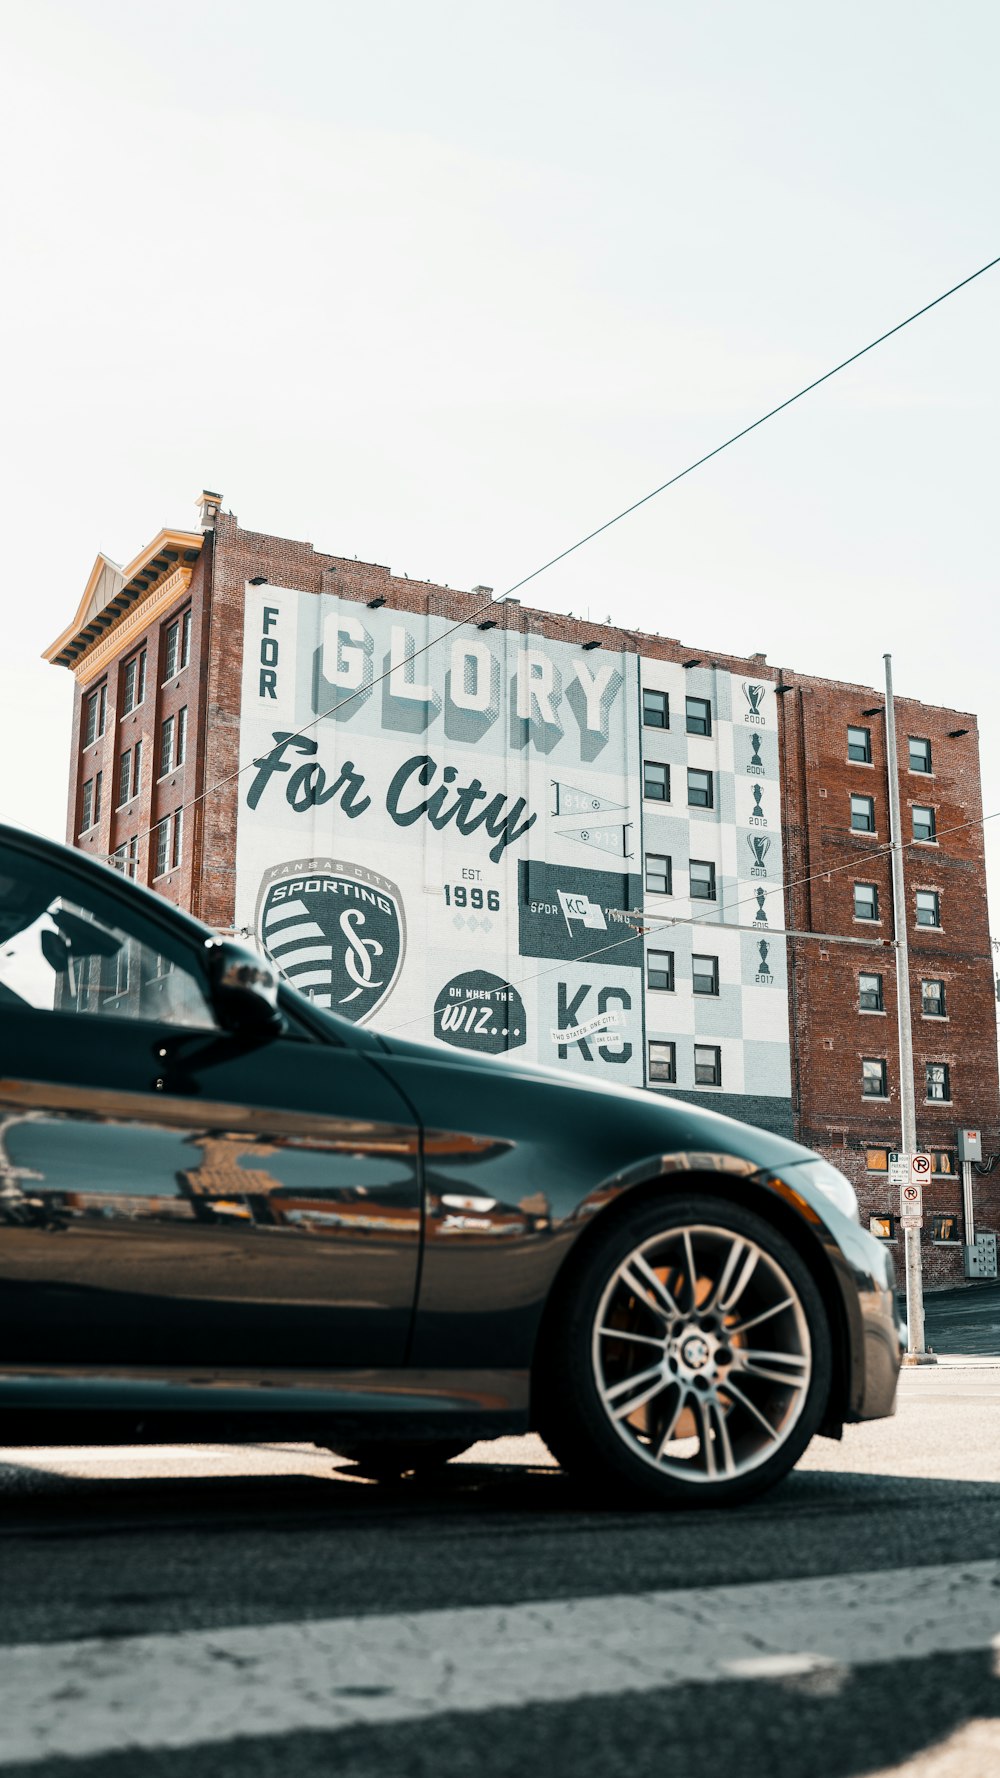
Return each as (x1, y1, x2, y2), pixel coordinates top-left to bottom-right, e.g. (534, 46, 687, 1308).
(0, 843, 216, 1029)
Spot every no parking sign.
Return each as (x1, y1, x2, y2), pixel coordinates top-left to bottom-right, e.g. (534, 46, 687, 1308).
(900, 1153, 930, 1221)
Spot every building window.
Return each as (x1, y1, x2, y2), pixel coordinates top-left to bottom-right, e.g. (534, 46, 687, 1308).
(870, 1215, 895, 1241)
(176, 706, 188, 768)
(687, 768, 713, 809)
(180, 608, 192, 670)
(689, 859, 717, 901)
(930, 1151, 955, 1175)
(163, 620, 180, 683)
(643, 760, 670, 802)
(647, 950, 675, 992)
(118, 749, 133, 806)
(645, 853, 672, 896)
(643, 688, 669, 729)
(119, 741, 143, 805)
(862, 1057, 888, 1098)
(848, 725, 872, 763)
(686, 696, 712, 737)
(913, 806, 936, 843)
(909, 736, 932, 773)
(84, 682, 107, 746)
(854, 882, 879, 921)
(171, 806, 183, 870)
(851, 794, 875, 832)
(80, 778, 94, 832)
(866, 1147, 890, 1172)
(93, 770, 102, 825)
(926, 1062, 951, 1102)
(916, 890, 940, 928)
(859, 972, 884, 1012)
(931, 1214, 960, 1244)
(110, 835, 139, 881)
(121, 651, 146, 714)
(692, 954, 719, 997)
(159, 715, 175, 777)
(648, 1040, 676, 1083)
(694, 1044, 722, 1087)
(922, 979, 946, 1018)
(154, 817, 171, 879)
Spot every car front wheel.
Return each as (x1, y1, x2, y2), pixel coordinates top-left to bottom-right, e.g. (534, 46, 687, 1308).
(537, 1194, 832, 1506)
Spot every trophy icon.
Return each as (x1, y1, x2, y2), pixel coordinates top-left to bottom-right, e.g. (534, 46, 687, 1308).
(756, 939, 773, 982)
(753, 887, 768, 925)
(743, 682, 767, 717)
(748, 834, 771, 876)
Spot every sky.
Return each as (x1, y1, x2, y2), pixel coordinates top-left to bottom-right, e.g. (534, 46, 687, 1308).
(0, 0, 997, 944)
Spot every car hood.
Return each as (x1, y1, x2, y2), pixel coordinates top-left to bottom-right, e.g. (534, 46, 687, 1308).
(372, 1027, 818, 1176)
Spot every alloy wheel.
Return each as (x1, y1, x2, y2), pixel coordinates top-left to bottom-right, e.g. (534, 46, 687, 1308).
(592, 1221, 812, 1484)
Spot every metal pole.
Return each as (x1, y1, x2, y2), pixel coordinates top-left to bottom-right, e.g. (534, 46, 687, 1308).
(961, 1159, 976, 1248)
(883, 654, 933, 1362)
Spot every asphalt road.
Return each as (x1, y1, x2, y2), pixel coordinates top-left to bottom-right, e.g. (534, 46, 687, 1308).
(2, 1361, 999, 1778)
(921, 1278, 1000, 1356)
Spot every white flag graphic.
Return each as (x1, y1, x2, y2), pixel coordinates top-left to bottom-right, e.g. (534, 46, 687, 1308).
(557, 890, 608, 932)
(551, 781, 627, 817)
(559, 822, 632, 858)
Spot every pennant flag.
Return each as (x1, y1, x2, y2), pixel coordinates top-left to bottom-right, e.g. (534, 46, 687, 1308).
(559, 822, 633, 858)
(551, 781, 628, 817)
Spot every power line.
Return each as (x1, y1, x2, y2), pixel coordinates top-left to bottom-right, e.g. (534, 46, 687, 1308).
(379, 808, 1000, 1037)
(493, 253, 1000, 604)
(101, 250, 1000, 864)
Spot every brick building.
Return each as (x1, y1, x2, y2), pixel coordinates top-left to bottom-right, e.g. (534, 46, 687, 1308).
(45, 492, 1000, 1283)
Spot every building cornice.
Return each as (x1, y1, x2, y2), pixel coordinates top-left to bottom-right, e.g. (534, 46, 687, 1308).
(44, 528, 204, 673)
(71, 566, 194, 687)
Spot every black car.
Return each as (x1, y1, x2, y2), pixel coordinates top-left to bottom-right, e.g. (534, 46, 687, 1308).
(0, 821, 902, 1505)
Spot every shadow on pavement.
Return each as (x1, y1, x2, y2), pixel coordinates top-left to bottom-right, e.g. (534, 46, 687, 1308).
(2, 1458, 1000, 1777)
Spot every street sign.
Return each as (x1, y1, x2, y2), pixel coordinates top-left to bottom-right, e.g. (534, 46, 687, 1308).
(900, 1214, 923, 1230)
(910, 1152, 932, 1186)
(900, 1179, 923, 1218)
(887, 1152, 909, 1185)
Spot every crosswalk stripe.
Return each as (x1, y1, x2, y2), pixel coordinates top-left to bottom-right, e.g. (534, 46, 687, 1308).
(2, 1560, 998, 1766)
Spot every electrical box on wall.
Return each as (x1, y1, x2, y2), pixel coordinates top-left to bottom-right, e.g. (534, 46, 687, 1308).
(957, 1129, 983, 1163)
(965, 1233, 997, 1279)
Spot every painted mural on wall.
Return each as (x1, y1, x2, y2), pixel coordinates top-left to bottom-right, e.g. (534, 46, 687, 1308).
(235, 587, 793, 1110)
(235, 588, 645, 1086)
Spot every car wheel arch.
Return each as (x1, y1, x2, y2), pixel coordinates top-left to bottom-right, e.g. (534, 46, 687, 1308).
(531, 1161, 853, 1438)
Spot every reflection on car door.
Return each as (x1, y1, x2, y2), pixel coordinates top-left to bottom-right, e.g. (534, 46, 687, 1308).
(0, 838, 421, 1374)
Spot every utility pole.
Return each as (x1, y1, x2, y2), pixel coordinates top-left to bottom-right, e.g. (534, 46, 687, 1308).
(883, 653, 934, 1363)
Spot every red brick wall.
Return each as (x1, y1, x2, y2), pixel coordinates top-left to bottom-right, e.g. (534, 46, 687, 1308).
(776, 674, 1000, 1284)
(65, 549, 212, 908)
(59, 504, 1000, 1285)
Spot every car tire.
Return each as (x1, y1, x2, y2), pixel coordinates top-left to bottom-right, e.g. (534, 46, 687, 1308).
(325, 1439, 471, 1480)
(536, 1193, 832, 1507)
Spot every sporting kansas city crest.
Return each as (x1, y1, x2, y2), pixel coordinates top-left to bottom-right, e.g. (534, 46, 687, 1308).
(255, 859, 406, 1024)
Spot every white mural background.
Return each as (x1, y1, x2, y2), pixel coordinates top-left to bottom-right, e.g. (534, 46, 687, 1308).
(235, 587, 792, 1119)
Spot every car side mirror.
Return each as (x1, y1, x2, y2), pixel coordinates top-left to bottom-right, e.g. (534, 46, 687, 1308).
(204, 938, 285, 1035)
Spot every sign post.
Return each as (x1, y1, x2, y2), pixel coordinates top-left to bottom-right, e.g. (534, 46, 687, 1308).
(883, 654, 934, 1363)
